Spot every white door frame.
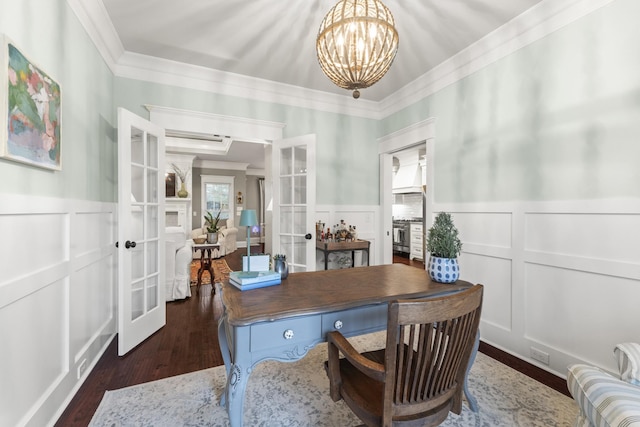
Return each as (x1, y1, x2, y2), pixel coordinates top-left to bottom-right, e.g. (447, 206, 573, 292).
(378, 119, 435, 265)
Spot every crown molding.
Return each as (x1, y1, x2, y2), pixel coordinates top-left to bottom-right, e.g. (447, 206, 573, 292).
(379, 0, 614, 116)
(120, 52, 380, 119)
(66, 0, 124, 72)
(69, 0, 613, 120)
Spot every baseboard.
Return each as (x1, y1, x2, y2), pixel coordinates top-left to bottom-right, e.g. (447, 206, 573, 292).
(479, 341, 571, 398)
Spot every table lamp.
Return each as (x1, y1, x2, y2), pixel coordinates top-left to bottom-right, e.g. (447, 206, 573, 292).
(239, 209, 258, 273)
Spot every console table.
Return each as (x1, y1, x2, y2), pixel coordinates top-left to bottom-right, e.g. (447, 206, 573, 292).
(216, 264, 479, 427)
(316, 239, 370, 270)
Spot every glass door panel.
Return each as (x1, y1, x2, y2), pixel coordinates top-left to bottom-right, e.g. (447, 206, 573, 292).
(117, 108, 166, 355)
(273, 135, 316, 273)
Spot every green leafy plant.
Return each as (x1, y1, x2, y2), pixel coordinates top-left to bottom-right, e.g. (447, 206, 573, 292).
(273, 254, 287, 261)
(204, 211, 221, 234)
(426, 212, 462, 258)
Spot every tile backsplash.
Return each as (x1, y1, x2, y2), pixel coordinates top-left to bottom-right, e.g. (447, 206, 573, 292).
(392, 193, 423, 219)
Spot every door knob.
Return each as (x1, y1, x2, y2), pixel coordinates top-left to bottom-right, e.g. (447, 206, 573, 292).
(305, 233, 312, 240)
(125, 240, 137, 249)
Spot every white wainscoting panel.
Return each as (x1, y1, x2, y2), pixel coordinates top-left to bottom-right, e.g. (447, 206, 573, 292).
(525, 212, 640, 263)
(433, 198, 640, 378)
(0, 195, 116, 427)
(453, 211, 512, 248)
(0, 213, 69, 287)
(460, 253, 512, 332)
(524, 263, 640, 372)
(0, 278, 68, 427)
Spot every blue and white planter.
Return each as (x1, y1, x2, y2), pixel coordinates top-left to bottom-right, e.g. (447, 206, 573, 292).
(428, 256, 460, 283)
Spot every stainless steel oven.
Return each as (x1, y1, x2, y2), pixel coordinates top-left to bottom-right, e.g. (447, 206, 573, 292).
(393, 220, 411, 254)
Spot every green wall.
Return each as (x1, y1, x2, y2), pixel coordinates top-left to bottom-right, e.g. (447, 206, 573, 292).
(0, 0, 116, 202)
(5, 0, 639, 207)
(382, 0, 640, 203)
(114, 78, 380, 205)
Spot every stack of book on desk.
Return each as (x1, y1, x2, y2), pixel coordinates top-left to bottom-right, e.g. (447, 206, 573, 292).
(228, 270, 281, 291)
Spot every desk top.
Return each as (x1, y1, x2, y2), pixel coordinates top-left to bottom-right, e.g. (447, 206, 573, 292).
(220, 264, 473, 326)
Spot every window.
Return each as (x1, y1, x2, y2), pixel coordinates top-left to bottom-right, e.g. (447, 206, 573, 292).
(201, 175, 234, 221)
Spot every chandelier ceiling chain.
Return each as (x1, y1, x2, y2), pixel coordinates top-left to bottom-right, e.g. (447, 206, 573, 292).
(316, 0, 399, 99)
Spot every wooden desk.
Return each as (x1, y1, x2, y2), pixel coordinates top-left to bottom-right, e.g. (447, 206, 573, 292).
(216, 264, 479, 427)
(192, 243, 220, 294)
(316, 239, 370, 270)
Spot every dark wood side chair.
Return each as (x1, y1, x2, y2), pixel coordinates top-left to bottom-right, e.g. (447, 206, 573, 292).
(326, 285, 484, 427)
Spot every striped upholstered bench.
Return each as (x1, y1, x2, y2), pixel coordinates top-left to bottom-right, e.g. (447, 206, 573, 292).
(567, 343, 640, 427)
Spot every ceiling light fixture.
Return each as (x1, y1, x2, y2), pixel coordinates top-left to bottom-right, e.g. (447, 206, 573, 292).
(316, 0, 399, 99)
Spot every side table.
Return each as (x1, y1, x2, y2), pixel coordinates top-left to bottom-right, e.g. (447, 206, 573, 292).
(316, 239, 370, 270)
(192, 243, 221, 294)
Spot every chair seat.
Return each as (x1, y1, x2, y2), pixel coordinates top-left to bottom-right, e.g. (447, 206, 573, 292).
(330, 348, 455, 426)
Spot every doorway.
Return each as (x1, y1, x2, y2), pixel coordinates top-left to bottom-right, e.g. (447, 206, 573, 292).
(378, 118, 435, 266)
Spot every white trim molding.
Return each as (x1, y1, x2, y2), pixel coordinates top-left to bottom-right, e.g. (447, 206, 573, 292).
(67, 0, 614, 118)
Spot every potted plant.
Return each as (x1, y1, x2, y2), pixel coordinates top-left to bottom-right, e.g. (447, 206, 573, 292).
(426, 212, 462, 283)
(273, 254, 289, 279)
(171, 163, 190, 198)
(204, 211, 221, 244)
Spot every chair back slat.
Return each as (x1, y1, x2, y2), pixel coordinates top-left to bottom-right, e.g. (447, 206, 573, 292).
(388, 286, 483, 410)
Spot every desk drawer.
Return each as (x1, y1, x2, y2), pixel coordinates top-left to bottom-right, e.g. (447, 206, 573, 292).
(251, 316, 321, 352)
(322, 304, 388, 337)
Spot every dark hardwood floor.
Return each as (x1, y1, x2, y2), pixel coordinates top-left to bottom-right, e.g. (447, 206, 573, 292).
(56, 248, 569, 426)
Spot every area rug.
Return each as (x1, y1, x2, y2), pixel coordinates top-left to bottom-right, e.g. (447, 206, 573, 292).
(89, 331, 578, 427)
(190, 259, 231, 285)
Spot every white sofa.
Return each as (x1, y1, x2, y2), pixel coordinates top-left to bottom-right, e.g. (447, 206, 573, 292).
(165, 226, 193, 301)
(191, 218, 238, 259)
(567, 342, 640, 427)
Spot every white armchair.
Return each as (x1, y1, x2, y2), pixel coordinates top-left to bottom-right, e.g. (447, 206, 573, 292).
(191, 218, 238, 259)
(567, 342, 640, 427)
(165, 226, 192, 301)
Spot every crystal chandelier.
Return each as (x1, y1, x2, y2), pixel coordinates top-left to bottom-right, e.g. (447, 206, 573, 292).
(316, 0, 399, 99)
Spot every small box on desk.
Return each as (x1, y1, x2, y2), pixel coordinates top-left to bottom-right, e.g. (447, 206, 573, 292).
(242, 255, 271, 272)
(229, 270, 281, 291)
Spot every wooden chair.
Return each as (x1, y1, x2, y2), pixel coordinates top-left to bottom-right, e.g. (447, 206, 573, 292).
(326, 285, 483, 427)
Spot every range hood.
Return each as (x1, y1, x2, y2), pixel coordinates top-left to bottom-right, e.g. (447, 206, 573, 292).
(392, 151, 424, 194)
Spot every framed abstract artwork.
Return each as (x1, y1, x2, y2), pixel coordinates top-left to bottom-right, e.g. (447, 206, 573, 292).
(0, 36, 61, 170)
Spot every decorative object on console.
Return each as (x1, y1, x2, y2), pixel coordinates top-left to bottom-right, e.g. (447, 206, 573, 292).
(273, 254, 289, 279)
(204, 210, 221, 244)
(239, 209, 258, 272)
(426, 212, 462, 283)
(165, 172, 176, 197)
(316, 0, 399, 99)
(171, 163, 190, 198)
(2, 38, 62, 170)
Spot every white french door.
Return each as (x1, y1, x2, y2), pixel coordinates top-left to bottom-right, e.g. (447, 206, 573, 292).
(117, 108, 166, 356)
(272, 134, 316, 272)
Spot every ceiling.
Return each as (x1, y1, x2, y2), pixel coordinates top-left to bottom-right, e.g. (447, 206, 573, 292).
(100, 0, 545, 169)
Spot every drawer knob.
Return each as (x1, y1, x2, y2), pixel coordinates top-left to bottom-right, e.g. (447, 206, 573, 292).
(334, 320, 343, 330)
(283, 329, 294, 340)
